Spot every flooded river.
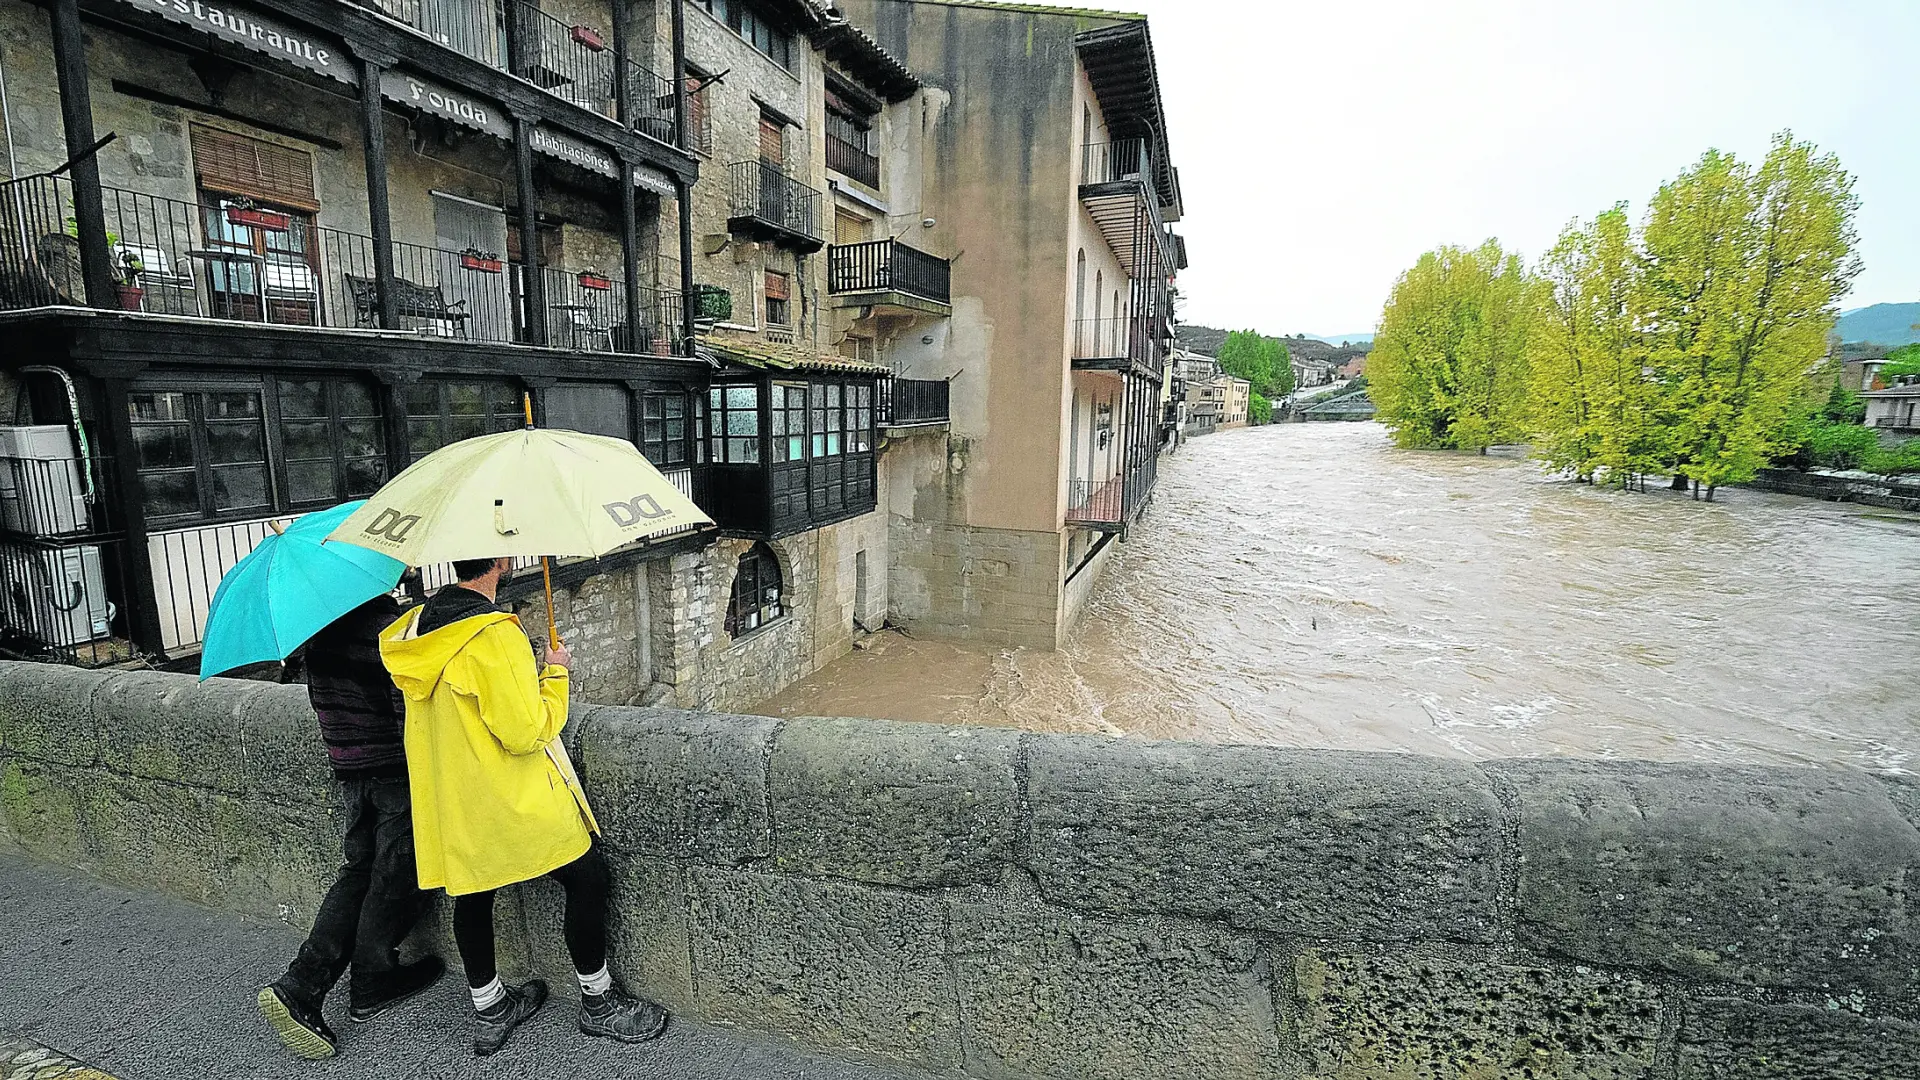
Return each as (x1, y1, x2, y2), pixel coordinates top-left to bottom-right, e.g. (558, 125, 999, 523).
(761, 423, 1920, 772)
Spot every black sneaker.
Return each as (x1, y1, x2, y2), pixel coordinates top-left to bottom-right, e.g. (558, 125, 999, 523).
(579, 986, 669, 1043)
(257, 982, 337, 1060)
(349, 957, 447, 1023)
(474, 980, 548, 1057)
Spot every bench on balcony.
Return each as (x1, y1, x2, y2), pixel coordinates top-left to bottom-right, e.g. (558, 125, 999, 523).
(345, 273, 469, 336)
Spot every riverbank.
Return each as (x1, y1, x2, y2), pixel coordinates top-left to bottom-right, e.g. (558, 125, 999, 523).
(1747, 466, 1920, 512)
(761, 423, 1920, 773)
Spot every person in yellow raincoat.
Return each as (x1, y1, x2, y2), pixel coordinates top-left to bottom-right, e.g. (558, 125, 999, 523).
(380, 555, 668, 1056)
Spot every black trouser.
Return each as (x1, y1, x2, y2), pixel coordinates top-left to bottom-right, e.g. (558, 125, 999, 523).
(280, 774, 425, 1006)
(452, 846, 610, 989)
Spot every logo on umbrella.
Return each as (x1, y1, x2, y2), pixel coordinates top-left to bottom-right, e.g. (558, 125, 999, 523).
(363, 508, 422, 543)
(604, 494, 671, 528)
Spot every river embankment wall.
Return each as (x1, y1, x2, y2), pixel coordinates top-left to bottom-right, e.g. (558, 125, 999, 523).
(1749, 467, 1920, 512)
(1, 661, 1915, 1079)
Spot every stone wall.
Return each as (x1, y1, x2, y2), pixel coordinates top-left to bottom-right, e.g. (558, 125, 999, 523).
(1748, 468, 1920, 513)
(6, 660, 1914, 1079)
(887, 516, 1067, 649)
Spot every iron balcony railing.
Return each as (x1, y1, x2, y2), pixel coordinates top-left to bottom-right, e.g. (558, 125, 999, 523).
(625, 57, 680, 145)
(362, 0, 503, 67)
(826, 117, 880, 188)
(1071, 316, 1137, 362)
(728, 160, 822, 244)
(880, 378, 949, 427)
(1081, 137, 1156, 187)
(0, 175, 681, 356)
(509, 0, 616, 120)
(828, 239, 951, 305)
(1066, 456, 1157, 528)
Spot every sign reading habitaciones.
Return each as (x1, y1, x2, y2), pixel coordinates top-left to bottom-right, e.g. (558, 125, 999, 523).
(529, 126, 618, 179)
(124, 0, 354, 83)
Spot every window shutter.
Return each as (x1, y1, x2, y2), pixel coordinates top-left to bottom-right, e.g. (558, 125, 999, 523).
(764, 270, 790, 301)
(758, 115, 784, 165)
(190, 126, 319, 210)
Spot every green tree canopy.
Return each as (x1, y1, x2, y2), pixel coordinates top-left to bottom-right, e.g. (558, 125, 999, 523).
(1369, 239, 1534, 451)
(1216, 330, 1293, 404)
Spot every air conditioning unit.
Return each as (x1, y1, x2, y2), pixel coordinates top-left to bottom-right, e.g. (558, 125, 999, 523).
(1, 542, 113, 647)
(0, 425, 89, 537)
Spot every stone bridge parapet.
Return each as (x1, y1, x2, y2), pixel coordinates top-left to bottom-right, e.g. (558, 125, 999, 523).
(1, 662, 1916, 1079)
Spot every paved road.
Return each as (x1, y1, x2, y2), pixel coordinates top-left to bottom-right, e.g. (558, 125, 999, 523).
(0, 856, 937, 1080)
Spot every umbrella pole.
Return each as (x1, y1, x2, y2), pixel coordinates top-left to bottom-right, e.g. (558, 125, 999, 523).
(525, 391, 561, 653)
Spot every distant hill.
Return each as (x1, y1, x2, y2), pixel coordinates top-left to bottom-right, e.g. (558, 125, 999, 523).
(1837, 303, 1919, 346)
(1176, 325, 1369, 366)
(1303, 332, 1374, 346)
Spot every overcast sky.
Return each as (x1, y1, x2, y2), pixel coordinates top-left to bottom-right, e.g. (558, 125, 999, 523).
(1124, 0, 1920, 338)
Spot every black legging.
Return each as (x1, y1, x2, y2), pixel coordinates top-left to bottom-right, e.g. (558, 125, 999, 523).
(452, 846, 610, 988)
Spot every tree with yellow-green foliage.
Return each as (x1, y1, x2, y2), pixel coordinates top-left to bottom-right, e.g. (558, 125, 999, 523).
(1637, 133, 1860, 500)
(1529, 206, 1668, 486)
(1368, 240, 1535, 452)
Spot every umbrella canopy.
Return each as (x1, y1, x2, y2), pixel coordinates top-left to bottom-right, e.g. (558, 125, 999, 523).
(325, 427, 711, 566)
(199, 500, 408, 679)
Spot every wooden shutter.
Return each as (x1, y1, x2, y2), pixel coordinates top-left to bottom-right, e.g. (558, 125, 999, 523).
(189, 126, 318, 210)
(835, 211, 871, 245)
(758, 115, 784, 165)
(764, 270, 790, 301)
(686, 77, 709, 148)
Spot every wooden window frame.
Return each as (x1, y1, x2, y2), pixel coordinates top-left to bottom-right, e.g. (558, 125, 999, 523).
(708, 383, 762, 464)
(726, 542, 785, 637)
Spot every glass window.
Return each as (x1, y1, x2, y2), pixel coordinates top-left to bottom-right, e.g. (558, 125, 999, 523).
(709, 384, 761, 464)
(641, 391, 690, 466)
(128, 384, 271, 521)
(725, 542, 784, 636)
(545, 383, 632, 441)
(771, 383, 807, 462)
(274, 377, 386, 508)
(407, 380, 521, 461)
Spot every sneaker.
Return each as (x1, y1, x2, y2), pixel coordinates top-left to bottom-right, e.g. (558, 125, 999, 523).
(349, 957, 447, 1023)
(579, 986, 669, 1043)
(257, 982, 337, 1060)
(474, 980, 548, 1057)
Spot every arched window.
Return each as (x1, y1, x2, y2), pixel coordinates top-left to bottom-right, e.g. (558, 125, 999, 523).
(1075, 249, 1087, 323)
(1094, 270, 1103, 323)
(726, 543, 785, 636)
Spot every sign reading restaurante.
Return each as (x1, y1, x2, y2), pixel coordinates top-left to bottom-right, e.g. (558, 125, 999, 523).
(128, 0, 352, 83)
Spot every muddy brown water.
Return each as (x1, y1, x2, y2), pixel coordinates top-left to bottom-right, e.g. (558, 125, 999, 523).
(760, 423, 1920, 773)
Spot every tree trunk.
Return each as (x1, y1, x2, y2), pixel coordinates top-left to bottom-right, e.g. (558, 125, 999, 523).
(1670, 474, 1689, 491)
(1705, 485, 1717, 503)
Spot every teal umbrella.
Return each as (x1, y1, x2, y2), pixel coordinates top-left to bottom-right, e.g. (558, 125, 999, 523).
(199, 500, 407, 679)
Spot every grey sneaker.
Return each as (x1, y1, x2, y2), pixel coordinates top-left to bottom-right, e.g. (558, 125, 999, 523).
(579, 987, 669, 1043)
(473, 980, 548, 1057)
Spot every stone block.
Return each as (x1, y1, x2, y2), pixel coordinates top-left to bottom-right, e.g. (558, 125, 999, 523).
(95, 671, 273, 794)
(0, 758, 86, 863)
(686, 867, 958, 1070)
(1290, 949, 1663, 1079)
(80, 772, 226, 903)
(0, 662, 117, 766)
(1493, 760, 1917, 997)
(1675, 998, 1920, 1080)
(1026, 738, 1506, 942)
(210, 792, 339, 924)
(609, 856, 694, 1012)
(952, 902, 1281, 1080)
(579, 707, 777, 864)
(237, 684, 334, 807)
(769, 717, 1019, 888)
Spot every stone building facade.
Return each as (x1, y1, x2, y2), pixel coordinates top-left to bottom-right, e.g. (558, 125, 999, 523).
(838, 0, 1187, 649)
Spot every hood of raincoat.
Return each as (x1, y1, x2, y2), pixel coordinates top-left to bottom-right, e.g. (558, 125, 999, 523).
(380, 604, 518, 703)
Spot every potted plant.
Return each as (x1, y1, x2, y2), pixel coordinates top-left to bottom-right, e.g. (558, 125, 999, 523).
(224, 198, 290, 231)
(693, 283, 731, 322)
(113, 248, 146, 311)
(576, 269, 612, 291)
(459, 247, 503, 273)
(569, 24, 606, 50)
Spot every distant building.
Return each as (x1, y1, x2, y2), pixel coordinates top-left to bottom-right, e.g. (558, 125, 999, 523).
(1844, 356, 1889, 393)
(1175, 351, 1222, 438)
(1339, 355, 1367, 380)
(1219, 377, 1251, 428)
(1865, 376, 1920, 433)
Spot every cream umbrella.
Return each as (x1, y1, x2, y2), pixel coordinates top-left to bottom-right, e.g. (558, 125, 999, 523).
(326, 399, 711, 647)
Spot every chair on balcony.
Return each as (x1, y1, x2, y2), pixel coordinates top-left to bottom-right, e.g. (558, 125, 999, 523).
(345, 273, 469, 336)
(116, 244, 199, 316)
(262, 258, 320, 324)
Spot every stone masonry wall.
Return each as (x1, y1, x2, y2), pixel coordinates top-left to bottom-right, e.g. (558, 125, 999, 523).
(4, 661, 1915, 1079)
(888, 516, 1066, 649)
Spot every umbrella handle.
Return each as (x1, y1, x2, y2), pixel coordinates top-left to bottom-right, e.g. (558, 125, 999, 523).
(542, 555, 560, 652)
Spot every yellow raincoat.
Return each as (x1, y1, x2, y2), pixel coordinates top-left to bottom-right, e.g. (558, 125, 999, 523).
(379, 606, 598, 896)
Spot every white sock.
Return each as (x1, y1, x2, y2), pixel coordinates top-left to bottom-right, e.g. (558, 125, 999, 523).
(471, 977, 507, 1012)
(578, 966, 612, 996)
